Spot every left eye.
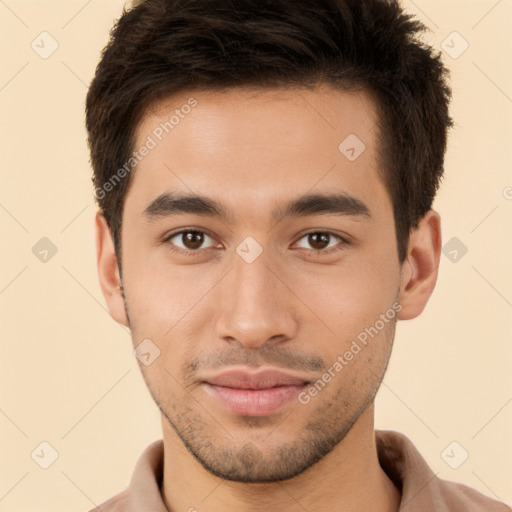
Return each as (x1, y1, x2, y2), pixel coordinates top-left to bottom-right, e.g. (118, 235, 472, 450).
(295, 232, 344, 252)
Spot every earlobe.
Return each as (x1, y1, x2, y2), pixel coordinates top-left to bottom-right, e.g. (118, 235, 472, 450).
(95, 211, 130, 327)
(397, 210, 442, 320)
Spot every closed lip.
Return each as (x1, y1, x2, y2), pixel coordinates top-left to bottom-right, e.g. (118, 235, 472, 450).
(202, 368, 311, 389)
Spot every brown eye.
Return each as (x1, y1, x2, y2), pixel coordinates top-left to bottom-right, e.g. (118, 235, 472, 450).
(166, 230, 216, 252)
(181, 231, 205, 250)
(295, 231, 346, 255)
(307, 232, 330, 250)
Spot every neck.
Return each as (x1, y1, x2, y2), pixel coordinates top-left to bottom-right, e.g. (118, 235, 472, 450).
(160, 404, 400, 512)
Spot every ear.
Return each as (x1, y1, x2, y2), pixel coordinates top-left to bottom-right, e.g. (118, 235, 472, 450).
(397, 210, 442, 320)
(95, 210, 130, 327)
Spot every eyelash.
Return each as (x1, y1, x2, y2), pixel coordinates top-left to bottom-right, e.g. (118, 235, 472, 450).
(163, 229, 349, 257)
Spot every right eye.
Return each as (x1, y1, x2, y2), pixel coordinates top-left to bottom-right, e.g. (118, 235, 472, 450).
(164, 229, 220, 255)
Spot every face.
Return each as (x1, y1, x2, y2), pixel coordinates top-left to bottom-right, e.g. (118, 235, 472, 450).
(103, 85, 410, 482)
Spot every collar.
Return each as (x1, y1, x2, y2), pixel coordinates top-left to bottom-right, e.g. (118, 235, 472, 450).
(91, 430, 509, 511)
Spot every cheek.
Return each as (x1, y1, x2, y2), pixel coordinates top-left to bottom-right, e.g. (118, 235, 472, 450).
(290, 250, 400, 346)
(122, 241, 211, 334)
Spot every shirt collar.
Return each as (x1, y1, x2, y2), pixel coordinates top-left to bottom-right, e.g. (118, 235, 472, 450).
(99, 429, 503, 511)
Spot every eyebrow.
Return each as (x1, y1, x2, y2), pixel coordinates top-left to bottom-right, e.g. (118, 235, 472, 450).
(143, 191, 371, 223)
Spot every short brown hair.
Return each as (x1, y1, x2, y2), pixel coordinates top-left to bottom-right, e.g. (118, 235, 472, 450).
(86, 0, 452, 265)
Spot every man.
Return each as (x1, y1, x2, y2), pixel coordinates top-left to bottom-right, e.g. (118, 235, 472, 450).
(85, 0, 509, 510)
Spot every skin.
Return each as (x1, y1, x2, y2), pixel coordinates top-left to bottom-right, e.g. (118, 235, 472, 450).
(96, 84, 441, 512)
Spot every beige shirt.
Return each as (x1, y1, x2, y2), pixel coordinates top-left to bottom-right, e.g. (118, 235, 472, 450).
(89, 430, 510, 511)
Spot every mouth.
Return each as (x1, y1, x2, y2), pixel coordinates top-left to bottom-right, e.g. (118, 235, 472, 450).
(201, 368, 311, 416)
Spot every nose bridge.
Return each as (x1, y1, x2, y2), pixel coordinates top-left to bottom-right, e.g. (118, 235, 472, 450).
(214, 246, 298, 348)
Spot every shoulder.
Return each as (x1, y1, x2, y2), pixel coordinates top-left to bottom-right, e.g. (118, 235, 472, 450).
(87, 488, 131, 512)
(375, 430, 510, 511)
(433, 477, 511, 511)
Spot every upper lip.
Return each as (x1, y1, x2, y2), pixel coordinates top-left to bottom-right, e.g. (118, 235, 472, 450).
(202, 368, 310, 389)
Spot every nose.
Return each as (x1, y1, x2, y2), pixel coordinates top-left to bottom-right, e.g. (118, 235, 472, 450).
(214, 248, 299, 349)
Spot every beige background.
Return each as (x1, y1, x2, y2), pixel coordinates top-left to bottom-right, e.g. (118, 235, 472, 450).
(0, 0, 511, 510)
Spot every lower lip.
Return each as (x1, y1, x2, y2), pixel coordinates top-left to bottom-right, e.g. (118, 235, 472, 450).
(203, 383, 306, 416)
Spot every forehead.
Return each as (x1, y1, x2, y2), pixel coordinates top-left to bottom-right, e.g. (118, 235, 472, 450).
(126, 85, 390, 225)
